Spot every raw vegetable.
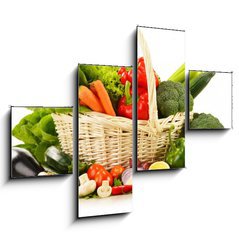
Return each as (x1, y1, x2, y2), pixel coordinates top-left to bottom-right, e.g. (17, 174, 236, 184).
(12, 108, 72, 172)
(168, 63, 185, 83)
(156, 80, 194, 118)
(121, 168, 132, 185)
(190, 113, 224, 129)
(148, 161, 170, 170)
(111, 185, 132, 195)
(78, 67, 89, 86)
(87, 163, 105, 180)
(79, 173, 97, 197)
(137, 57, 160, 89)
(79, 100, 87, 106)
(79, 161, 92, 175)
(110, 165, 125, 179)
(79, 105, 91, 114)
(94, 169, 113, 188)
(90, 80, 116, 116)
(78, 86, 104, 113)
(11, 148, 44, 178)
(118, 81, 149, 120)
(190, 71, 215, 98)
(165, 127, 185, 168)
(44, 146, 72, 174)
(97, 180, 112, 198)
(118, 67, 132, 85)
(79, 65, 126, 109)
(114, 178, 123, 186)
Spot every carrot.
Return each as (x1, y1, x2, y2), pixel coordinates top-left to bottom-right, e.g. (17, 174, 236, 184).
(78, 86, 104, 113)
(79, 99, 87, 106)
(90, 80, 116, 116)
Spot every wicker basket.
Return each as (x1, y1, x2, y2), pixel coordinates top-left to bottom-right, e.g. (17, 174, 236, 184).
(52, 30, 187, 169)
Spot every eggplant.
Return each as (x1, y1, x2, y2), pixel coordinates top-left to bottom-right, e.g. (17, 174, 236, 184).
(11, 148, 44, 178)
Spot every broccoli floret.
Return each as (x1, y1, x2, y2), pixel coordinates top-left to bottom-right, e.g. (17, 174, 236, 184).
(190, 113, 224, 129)
(156, 81, 193, 118)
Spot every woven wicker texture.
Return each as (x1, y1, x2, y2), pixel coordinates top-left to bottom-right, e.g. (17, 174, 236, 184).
(52, 113, 73, 158)
(53, 30, 187, 169)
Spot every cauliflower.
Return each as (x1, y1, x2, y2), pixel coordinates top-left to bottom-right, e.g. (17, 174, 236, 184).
(156, 81, 193, 118)
(190, 113, 224, 129)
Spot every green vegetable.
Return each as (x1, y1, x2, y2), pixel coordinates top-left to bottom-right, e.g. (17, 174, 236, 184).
(78, 67, 89, 86)
(114, 178, 123, 186)
(156, 81, 193, 118)
(165, 127, 185, 168)
(190, 71, 215, 98)
(190, 113, 224, 129)
(12, 108, 73, 172)
(79, 161, 92, 175)
(168, 63, 185, 83)
(45, 146, 72, 174)
(79, 65, 126, 110)
(79, 105, 91, 113)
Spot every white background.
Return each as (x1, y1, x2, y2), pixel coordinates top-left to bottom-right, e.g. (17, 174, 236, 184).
(191, 71, 232, 128)
(0, 1, 238, 240)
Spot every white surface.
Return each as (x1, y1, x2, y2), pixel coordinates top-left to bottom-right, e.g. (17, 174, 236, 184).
(79, 195, 132, 217)
(138, 26, 185, 81)
(11, 107, 32, 146)
(191, 71, 232, 128)
(0, 1, 239, 240)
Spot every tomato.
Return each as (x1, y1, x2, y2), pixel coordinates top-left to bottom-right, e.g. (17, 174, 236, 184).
(87, 163, 105, 180)
(118, 67, 126, 75)
(94, 169, 113, 187)
(120, 71, 128, 85)
(110, 165, 125, 179)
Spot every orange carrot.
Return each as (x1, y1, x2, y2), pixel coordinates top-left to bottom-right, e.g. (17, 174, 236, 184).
(78, 86, 104, 113)
(79, 99, 87, 106)
(90, 80, 116, 116)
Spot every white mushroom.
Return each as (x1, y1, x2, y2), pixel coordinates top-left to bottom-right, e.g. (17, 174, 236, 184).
(97, 180, 112, 198)
(79, 173, 96, 197)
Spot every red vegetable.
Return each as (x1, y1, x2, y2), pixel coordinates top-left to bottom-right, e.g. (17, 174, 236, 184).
(120, 71, 128, 85)
(87, 163, 105, 180)
(111, 185, 132, 195)
(137, 57, 159, 89)
(118, 81, 149, 120)
(118, 67, 126, 75)
(94, 169, 113, 188)
(110, 165, 125, 179)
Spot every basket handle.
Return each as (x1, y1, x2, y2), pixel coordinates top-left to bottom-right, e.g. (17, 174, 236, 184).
(138, 30, 160, 131)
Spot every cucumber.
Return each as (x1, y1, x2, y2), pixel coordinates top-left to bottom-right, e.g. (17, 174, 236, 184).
(190, 71, 215, 98)
(44, 146, 72, 174)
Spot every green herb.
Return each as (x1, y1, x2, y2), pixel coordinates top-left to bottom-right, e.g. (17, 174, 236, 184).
(114, 178, 123, 186)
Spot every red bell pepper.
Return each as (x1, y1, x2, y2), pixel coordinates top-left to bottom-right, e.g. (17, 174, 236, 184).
(118, 81, 149, 120)
(137, 57, 159, 89)
(111, 185, 132, 195)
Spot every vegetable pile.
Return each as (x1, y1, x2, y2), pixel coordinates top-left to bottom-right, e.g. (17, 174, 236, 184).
(78, 163, 132, 199)
(12, 108, 73, 176)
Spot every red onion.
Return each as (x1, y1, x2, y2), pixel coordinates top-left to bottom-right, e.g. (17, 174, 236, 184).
(121, 168, 132, 185)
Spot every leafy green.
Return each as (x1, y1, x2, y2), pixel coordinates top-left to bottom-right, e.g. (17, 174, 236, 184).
(12, 108, 73, 172)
